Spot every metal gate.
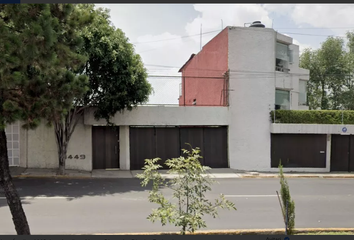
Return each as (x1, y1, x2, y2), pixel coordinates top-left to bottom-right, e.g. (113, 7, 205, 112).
(129, 126, 228, 170)
(92, 126, 119, 169)
(6, 122, 20, 166)
(330, 135, 354, 172)
(271, 134, 327, 168)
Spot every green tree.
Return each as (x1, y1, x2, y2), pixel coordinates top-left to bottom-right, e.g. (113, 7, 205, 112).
(0, 4, 93, 234)
(137, 146, 236, 235)
(51, 5, 152, 174)
(300, 35, 352, 110)
(300, 48, 323, 110)
(278, 163, 295, 235)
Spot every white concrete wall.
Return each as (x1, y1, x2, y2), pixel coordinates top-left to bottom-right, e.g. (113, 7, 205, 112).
(119, 126, 130, 170)
(22, 107, 227, 172)
(84, 105, 230, 126)
(65, 117, 92, 171)
(271, 123, 354, 134)
(27, 122, 58, 169)
(228, 27, 276, 171)
(26, 116, 92, 171)
(19, 126, 27, 168)
(277, 32, 293, 44)
(227, 27, 310, 172)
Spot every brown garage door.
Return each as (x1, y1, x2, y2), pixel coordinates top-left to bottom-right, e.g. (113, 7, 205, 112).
(331, 135, 354, 172)
(203, 127, 228, 168)
(129, 127, 158, 170)
(92, 126, 119, 169)
(129, 126, 228, 170)
(180, 127, 204, 165)
(271, 134, 327, 168)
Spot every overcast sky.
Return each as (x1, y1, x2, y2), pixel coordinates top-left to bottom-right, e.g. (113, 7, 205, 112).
(95, 4, 354, 105)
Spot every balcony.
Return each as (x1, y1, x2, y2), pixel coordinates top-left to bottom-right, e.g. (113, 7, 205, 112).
(275, 66, 290, 73)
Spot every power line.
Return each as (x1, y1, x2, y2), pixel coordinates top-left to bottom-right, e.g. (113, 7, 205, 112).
(134, 25, 354, 46)
(281, 32, 344, 37)
(145, 64, 180, 68)
(135, 27, 352, 46)
(134, 27, 354, 56)
(132, 30, 220, 45)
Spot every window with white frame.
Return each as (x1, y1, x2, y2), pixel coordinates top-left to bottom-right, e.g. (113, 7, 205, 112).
(275, 89, 290, 110)
(5, 122, 20, 166)
(299, 80, 307, 106)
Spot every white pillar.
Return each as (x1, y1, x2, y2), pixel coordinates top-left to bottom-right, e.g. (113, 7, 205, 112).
(325, 134, 331, 172)
(119, 126, 130, 170)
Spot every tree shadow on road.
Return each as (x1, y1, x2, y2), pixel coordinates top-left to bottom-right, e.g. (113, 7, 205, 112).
(0, 177, 153, 209)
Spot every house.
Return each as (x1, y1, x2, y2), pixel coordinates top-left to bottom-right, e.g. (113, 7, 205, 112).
(8, 22, 351, 173)
(178, 22, 310, 171)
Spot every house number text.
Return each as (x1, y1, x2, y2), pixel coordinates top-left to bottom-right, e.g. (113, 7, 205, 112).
(66, 154, 86, 160)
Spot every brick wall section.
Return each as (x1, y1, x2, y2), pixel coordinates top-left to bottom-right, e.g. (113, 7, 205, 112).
(179, 28, 229, 106)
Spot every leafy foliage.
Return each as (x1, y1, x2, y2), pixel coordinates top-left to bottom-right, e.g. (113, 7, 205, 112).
(38, 5, 152, 174)
(278, 163, 295, 235)
(300, 33, 354, 110)
(137, 145, 236, 235)
(270, 109, 354, 124)
(0, 4, 93, 234)
(78, 5, 152, 123)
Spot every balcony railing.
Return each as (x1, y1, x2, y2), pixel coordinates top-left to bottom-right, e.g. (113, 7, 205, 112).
(275, 66, 290, 73)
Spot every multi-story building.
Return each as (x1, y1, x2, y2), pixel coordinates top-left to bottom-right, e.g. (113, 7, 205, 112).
(178, 22, 310, 171)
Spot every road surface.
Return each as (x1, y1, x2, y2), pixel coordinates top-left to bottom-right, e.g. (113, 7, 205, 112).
(0, 178, 354, 234)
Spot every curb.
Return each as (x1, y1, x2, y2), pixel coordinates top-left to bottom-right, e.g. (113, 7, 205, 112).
(10, 174, 354, 180)
(13, 175, 92, 179)
(89, 228, 354, 235)
(242, 175, 354, 179)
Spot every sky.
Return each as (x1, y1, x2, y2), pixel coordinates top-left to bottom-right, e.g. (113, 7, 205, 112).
(95, 4, 354, 105)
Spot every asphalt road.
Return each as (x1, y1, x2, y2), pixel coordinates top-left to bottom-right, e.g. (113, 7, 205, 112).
(1, 178, 354, 234)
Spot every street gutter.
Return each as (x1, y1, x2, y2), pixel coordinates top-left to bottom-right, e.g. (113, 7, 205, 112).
(86, 228, 354, 235)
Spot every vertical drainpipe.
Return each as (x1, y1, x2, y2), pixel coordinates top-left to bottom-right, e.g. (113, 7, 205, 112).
(273, 30, 277, 123)
(184, 76, 186, 106)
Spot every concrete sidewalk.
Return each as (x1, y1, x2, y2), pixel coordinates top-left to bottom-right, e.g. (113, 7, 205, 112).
(9, 167, 354, 179)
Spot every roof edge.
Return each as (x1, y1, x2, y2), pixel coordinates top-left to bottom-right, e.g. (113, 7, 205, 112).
(178, 53, 196, 73)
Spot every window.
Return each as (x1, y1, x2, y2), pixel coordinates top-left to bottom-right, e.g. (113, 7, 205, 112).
(179, 83, 182, 97)
(276, 43, 289, 61)
(288, 49, 293, 63)
(6, 122, 20, 166)
(276, 42, 290, 72)
(299, 80, 307, 105)
(275, 89, 290, 110)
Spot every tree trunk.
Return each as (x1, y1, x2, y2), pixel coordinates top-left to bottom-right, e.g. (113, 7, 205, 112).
(57, 143, 67, 175)
(55, 108, 84, 176)
(0, 126, 31, 235)
(321, 82, 327, 109)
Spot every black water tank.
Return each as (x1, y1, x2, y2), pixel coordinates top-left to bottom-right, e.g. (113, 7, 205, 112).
(249, 21, 265, 28)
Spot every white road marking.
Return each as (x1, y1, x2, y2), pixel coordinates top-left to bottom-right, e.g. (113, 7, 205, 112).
(0, 196, 73, 200)
(225, 195, 277, 198)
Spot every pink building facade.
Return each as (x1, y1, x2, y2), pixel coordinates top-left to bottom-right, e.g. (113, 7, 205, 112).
(178, 28, 229, 106)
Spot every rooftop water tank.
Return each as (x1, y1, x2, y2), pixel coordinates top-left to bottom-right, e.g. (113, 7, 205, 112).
(249, 21, 265, 28)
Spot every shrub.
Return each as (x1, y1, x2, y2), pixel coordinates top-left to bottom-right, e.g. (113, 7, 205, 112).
(270, 110, 354, 124)
(137, 145, 237, 235)
(278, 163, 295, 235)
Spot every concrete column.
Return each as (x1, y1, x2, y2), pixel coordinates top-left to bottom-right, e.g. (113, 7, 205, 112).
(325, 134, 331, 172)
(119, 126, 130, 170)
